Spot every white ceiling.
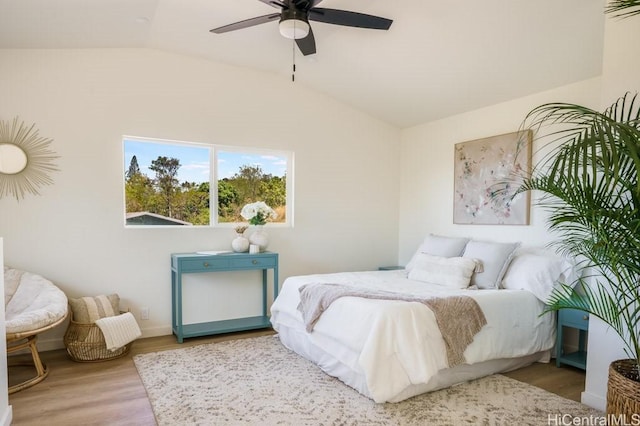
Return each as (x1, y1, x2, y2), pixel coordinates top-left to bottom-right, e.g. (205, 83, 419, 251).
(0, 0, 606, 128)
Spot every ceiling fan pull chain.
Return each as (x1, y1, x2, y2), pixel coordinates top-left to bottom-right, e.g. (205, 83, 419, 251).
(291, 22, 297, 82)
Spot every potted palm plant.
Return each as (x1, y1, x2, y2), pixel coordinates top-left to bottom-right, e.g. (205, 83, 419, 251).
(516, 92, 640, 417)
(508, 3, 640, 418)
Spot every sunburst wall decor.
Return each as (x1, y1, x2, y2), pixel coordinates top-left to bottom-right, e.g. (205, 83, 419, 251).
(0, 117, 59, 200)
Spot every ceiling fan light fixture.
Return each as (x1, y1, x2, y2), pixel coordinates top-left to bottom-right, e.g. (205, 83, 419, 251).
(279, 18, 309, 39)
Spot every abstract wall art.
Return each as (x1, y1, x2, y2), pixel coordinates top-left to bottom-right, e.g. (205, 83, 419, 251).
(453, 130, 532, 225)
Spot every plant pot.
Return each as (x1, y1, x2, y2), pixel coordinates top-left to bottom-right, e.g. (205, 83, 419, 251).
(607, 359, 640, 418)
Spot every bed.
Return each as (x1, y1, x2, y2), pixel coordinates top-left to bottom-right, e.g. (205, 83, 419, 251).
(270, 235, 576, 403)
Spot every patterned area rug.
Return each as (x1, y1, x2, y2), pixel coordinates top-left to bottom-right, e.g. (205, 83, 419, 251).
(133, 335, 602, 425)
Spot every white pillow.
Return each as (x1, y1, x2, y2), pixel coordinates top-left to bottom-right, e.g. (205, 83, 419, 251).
(407, 253, 478, 289)
(463, 240, 520, 289)
(406, 234, 470, 271)
(502, 251, 577, 303)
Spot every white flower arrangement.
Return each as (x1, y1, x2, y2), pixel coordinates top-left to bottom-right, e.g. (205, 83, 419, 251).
(240, 201, 277, 226)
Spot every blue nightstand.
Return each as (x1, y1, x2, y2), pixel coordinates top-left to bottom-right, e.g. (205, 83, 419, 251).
(556, 308, 589, 370)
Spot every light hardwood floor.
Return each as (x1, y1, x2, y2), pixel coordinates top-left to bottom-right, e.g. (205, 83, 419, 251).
(8, 330, 586, 425)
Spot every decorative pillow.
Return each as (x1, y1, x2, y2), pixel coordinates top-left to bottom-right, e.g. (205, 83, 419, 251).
(69, 294, 120, 324)
(406, 234, 470, 271)
(463, 240, 520, 289)
(501, 251, 577, 303)
(407, 253, 478, 289)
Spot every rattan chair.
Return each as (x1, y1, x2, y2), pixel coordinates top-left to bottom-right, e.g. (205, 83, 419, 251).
(4, 267, 68, 394)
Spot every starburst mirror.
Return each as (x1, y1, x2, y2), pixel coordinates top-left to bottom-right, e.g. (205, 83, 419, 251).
(0, 118, 58, 200)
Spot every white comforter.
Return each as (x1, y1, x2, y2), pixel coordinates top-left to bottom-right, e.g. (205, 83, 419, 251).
(270, 270, 555, 403)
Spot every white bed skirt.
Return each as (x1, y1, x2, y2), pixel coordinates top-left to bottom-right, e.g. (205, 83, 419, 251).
(276, 322, 551, 403)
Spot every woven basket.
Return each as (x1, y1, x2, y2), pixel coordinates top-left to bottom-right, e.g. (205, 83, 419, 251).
(63, 316, 132, 363)
(607, 359, 640, 417)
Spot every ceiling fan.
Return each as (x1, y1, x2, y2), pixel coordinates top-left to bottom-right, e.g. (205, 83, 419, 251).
(210, 0, 393, 56)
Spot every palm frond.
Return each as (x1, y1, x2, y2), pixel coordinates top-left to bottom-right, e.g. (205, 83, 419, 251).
(513, 93, 640, 368)
(606, 0, 640, 18)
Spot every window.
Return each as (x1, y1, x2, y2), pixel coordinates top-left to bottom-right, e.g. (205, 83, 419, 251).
(217, 149, 290, 224)
(123, 137, 293, 227)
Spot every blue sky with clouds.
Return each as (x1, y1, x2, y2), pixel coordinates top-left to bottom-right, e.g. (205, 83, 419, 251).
(124, 139, 287, 184)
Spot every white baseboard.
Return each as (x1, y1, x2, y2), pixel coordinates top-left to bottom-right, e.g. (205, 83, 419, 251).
(1, 405, 12, 426)
(36, 337, 66, 352)
(140, 325, 173, 338)
(31, 325, 174, 353)
(582, 391, 605, 411)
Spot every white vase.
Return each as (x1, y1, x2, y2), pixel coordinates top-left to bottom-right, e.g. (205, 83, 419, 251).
(249, 225, 269, 252)
(231, 231, 250, 253)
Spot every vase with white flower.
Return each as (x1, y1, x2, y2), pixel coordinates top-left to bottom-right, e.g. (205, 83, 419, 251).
(241, 201, 277, 252)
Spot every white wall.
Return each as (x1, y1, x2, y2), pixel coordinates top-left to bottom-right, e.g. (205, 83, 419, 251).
(600, 13, 640, 104)
(398, 77, 602, 265)
(581, 13, 640, 411)
(0, 239, 13, 426)
(398, 10, 639, 412)
(398, 78, 603, 408)
(0, 48, 400, 344)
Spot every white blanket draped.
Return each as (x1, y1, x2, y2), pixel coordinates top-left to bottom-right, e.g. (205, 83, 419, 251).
(95, 312, 142, 351)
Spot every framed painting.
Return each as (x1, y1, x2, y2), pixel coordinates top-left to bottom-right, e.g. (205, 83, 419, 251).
(453, 130, 532, 225)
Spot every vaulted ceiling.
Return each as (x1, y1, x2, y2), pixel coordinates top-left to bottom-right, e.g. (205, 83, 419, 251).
(0, 0, 606, 128)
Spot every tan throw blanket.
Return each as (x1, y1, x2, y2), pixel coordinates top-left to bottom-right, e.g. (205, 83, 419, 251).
(297, 283, 487, 367)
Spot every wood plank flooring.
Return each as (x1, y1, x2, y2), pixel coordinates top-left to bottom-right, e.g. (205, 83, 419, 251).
(8, 330, 586, 425)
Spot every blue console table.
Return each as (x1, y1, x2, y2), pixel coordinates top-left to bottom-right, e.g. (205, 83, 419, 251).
(171, 252, 279, 343)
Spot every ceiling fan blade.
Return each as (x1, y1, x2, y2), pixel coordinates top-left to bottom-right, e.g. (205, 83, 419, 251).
(309, 8, 392, 30)
(210, 13, 280, 34)
(296, 26, 316, 56)
(292, 0, 324, 10)
(257, 0, 288, 9)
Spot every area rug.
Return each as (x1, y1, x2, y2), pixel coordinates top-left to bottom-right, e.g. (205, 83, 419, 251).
(133, 335, 602, 425)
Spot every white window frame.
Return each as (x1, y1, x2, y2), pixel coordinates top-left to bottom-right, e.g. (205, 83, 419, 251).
(123, 136, 294, 228)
